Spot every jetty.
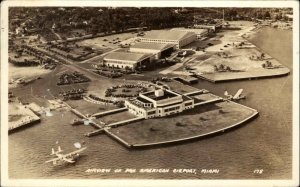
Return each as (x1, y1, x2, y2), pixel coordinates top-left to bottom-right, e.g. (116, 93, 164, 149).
(92, 107, 127, 118)
(107, 116, 145, 128)
(85, 127, 107, 137)
(9, 104, 41, 134)
(172, 76, 198, 84)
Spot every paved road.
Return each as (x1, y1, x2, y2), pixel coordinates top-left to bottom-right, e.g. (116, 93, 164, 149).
(159, 56, 196, 75)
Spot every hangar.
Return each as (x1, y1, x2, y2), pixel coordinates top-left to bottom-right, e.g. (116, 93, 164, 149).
(129, 42, 176, 59)
(103, 51, 154, 70)
(171, 28, 208, 39)
(140, 30, 197, 48)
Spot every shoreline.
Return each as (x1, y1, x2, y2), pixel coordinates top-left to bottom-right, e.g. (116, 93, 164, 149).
(107, 100, 259, 149)
(193, 24, 290, 83)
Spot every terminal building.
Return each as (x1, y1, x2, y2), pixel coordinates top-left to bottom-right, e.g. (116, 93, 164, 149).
(125, 89, 195, 119)
(171, 28, 208, 39)
(129, 42, 176, 59)
(140, 30, 197, 48)
(103, 51, 154, 70)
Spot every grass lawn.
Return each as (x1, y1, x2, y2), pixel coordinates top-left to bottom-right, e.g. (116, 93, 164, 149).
(109, 101, 257, 145)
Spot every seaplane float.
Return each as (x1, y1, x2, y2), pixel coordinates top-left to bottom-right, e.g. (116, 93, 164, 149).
(224, 89, 246, 101)
(45, 143, 86, 165)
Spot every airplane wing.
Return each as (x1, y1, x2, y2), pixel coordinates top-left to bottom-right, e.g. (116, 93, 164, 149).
(233, 89, 243, 99)
(62, 157, 75, 163)
(45, 157, 61, 163)
(63, 147, 87, 157)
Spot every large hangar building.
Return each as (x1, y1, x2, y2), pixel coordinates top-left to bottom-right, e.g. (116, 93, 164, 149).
(140, 30, 197, 48)
(129, 42, 176, 59)
(171, 28, 208, 39)
(103, 51, 154, 70)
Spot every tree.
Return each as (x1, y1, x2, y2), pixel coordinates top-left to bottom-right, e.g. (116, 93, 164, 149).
(264, 11, 271, 19)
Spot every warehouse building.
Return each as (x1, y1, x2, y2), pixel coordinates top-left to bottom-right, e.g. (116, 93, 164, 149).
(140, 30, 197, 48)
(171, 28, 208, 39)
(129, 42, 176, 59)
(103, 51, 154, 70)
(125, 89, 194, 119)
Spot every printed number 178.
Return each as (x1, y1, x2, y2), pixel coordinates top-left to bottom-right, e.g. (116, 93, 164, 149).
(253, 169, 263, 174)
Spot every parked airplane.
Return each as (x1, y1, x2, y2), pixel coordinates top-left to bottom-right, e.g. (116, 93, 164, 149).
(224, 89, 246, 101)
(45, 145, 86, 165)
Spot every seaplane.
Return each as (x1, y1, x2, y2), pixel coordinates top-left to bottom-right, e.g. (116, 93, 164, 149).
(45, 143, 86, 165)
(224, 89, 246, 101)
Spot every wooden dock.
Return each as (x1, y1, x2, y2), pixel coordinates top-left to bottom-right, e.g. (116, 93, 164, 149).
(85, 128, 106, 137)
(172, 76, 198, 84)
(194, 98, 223, 107)
(104, 129, 132, 148)
(9, 118, 41, 133)
(92, 107, 127, 118)
(9, 104, 41, 134)
(107, 117, 145, 128)
(70, 108, 86, 118)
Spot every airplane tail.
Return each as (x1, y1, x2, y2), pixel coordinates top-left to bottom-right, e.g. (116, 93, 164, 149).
(58, 146, 62, 152)
(51, 146, 63, 155)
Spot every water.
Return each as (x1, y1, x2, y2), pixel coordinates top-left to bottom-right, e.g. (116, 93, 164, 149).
(8, 26, 292, 179)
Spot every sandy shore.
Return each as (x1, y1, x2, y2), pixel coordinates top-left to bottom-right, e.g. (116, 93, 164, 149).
(178, 21, 290, 82)
(9, 64, 52, 88)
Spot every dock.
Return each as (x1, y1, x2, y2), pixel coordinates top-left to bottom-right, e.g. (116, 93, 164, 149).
(84, 128, 107, 137)
(172, 76, 198, 84)
(9, 117, 41, 133)
(194, 98, 223, 107)
(107, 116, 145, 128)
(184, 89, 209, 96)
(92, 107, 127, 118)
(104, 129, 132, 148)
(70, 108, 86, 118)
(9, 104, 41, 134)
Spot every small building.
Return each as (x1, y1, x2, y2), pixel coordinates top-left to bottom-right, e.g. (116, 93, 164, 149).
(103, 51, 154, 70)
(129, 42, 176, 59)
(194, 22, 222, 32)
(171, 28, 208, 39)
(125, 89, 194, 119)
(140, 30, 197, 49)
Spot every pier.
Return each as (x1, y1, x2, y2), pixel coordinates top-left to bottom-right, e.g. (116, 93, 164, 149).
(194, 98, 223, 106)
(9, 104, 41, 134)
(84, 128, 107, 137)
(92, 107, 127, 118)
(104, 129, 132, 148)
(9, 117, 41, 133)
(70, 108, 86, 118)
(107, 116, 145, 128)
(196, 68, 290, 83)
(172, 76, 198, 84)
(184, 89, 209, 96)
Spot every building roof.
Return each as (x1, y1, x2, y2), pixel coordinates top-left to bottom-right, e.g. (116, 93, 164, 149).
(130, 42, 175, 51)
(171, 28, 207, 35)
(142, 89, 180, 101)
(142, 30, 196, 41)
(104, 51, 152, 62)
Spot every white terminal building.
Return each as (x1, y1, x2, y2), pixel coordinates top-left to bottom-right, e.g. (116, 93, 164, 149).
(125, 89, 195, 119)
(140, 30, 197, 49)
